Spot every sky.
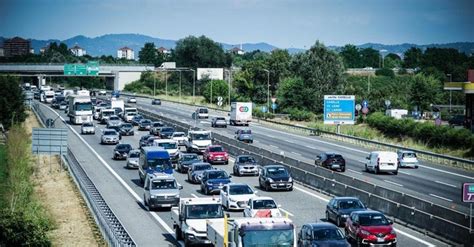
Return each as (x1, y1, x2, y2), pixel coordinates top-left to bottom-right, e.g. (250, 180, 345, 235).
(0, 0, 472, 48)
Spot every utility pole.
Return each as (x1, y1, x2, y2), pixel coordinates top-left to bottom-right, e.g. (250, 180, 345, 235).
(262, 69, 270, 110)
(179, 70, 182, 103)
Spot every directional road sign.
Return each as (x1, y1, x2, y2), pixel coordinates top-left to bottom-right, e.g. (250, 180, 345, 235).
(87, 61, 99, 76)
(64, 64, 75, 75)
(261, 106, 268, 113)
(75, 64, 87, 75)
(362, 100, 369, 108)
(271, 97, 277, 103)
(324, 95, 355, 125)
(463, 183, 474, 202)
(271, 103, 277, 110)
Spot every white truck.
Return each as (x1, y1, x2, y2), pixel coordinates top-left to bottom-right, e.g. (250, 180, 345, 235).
(229, 102, 252, 126)
(111, 98, 125, 114)
(41, 90, 55, 103)
(122, 107, 138, 122)
(68, 95, 93, 124)
(184, 129, 212, 153)
(207, 216, 296, 247)
(171, 197, 224, 246)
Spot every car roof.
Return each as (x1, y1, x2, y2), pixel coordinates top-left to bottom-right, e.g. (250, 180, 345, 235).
(323, 152, 342, 155)
(209, 145, 223, 148)
(227, 183, 251, 187)
(191, 162, 211, 166)
(333, 197, 362, 201)
(353, 210, 382, 215)
(264, 164, 285, 169)
(305, 222, 339, 230)
(103, 128, 117, 132)
(237, 154, 254, 158)
(251, 196, 274, 201)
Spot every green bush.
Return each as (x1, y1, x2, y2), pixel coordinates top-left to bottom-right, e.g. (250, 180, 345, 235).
(252, 107, 275, 119)
(0, 209, 51, 246)
(367, 112, 474, 151)
(375, 68, 395, 78)
(286, 108, 315, 121)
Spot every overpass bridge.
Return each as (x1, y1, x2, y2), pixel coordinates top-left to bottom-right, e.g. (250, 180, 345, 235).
(0, 63, 155, 90)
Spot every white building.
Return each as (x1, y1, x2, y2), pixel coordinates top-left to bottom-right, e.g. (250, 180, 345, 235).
(70, 45, 86, 57)
(157, 47, 171, 54)
(117, 46, 134, 60)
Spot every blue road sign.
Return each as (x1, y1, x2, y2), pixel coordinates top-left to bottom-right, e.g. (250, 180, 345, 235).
(324, 95, 355, 125)
(261, 106, 268, 113)
(362, 100, 369, 108)
(271, 103, 277, 110)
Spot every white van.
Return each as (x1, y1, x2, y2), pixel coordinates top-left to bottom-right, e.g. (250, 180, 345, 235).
(365, 151, 398, 175)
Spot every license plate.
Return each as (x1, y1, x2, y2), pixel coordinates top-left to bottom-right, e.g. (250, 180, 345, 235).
(82, 116, 87, 120)
(279, 183, 285, 186)
(377, 237, 384, 242)
(332, 164, 340, 169)
(161, 204, 171, 207)
(218, 185, 223, 189)
(217, 157, 222, 160)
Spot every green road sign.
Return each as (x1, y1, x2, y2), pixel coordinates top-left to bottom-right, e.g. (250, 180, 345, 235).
(87, 61, 99, 76)
(64, 64, 75, 75)
(75, 64, 87, 75)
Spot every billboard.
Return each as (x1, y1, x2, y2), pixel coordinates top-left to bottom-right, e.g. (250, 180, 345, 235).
(324, 95, 355, 125)
(197, 68, 224, 80)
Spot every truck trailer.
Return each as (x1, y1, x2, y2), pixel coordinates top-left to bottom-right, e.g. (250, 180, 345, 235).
(229, 102, 252, 126)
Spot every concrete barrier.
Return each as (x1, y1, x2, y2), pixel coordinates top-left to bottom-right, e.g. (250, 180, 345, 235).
(344, 186, 371, 204)
(323, 179, 347, 197)
(367, 195, 399, 217)
(373, 186, 404, 203)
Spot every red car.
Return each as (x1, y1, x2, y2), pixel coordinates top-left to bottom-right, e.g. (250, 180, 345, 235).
(345, 210, 397, 246)
(203, 145, 229, 165)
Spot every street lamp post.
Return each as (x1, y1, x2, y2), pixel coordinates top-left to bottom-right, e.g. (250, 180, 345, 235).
(179, 70, 182, 103)
(153, 71, 156, 97)
(165, 71, 168, 98)
(262, 69, 270, 110)
(447, 73, 452, 112)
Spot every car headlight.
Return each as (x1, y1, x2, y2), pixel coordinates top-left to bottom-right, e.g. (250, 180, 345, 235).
(390, 229, 396, 235)
(267, 178, 274, 183)
(150, 195, 156, 199)
(229, 197, 236, 202)
(360, 230, 371, 236)
(288, 177, 293, 183)
(192, 144, 198, 149)
(206, 181, 212, 185)
(341, 214, 349, 218)
(175, 194, 180, 198)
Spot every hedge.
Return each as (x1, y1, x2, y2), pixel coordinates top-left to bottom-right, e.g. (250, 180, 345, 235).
(366, 112, 474, 150)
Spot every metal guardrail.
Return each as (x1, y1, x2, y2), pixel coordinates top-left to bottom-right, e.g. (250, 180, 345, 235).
(31, 102, 136, 246)
(118, 91, 474, 169)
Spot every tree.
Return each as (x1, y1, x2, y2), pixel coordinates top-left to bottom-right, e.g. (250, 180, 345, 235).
(202, 80, 229, 104)
(360, 48, 379, 68)
(0, 76, 26, 129)
(384, 53, 402, 69)
(339, 44, 361, 68)
(267, 49, 291, 95)
(139, 42, 159, 66)
(403, 47, 422, 68)
(375, 68, 395, 77)
(287, 41, 345, 112)
(410, 73, 443, 112)
(174, 36, 231, 68)
(277, 77, 313, 110)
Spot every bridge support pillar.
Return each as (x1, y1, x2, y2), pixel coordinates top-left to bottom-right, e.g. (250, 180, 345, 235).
(113, 71, 141, 91)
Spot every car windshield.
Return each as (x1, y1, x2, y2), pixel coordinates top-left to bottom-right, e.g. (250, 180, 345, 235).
(191, 133, 211, 140)
(116, 144, 131, 151)
(402, 152, 417, 158)
(198, 108, 208, 113)
(194, 164, 212, 171)
(141, 120, 151, 124)
(240, 130, 251, 134)
(312, 228, 345, 241)
(238, 156, 255, 163)
(327, 154, 343, 159)
(242, 229, 294, 247)
(359, 214, 390, 226)
(208, 171, 228, 179)
(253, 199, 277, 209)
(152, 122, 163, 127)
(104, 130, 117, 135)
(338, 200, 364, 210)
(74, 102, 92, 111)
(161, 127, 174, 132)
(151, 179, 177, 190)
(121, 123, 132, 128)
(129, 152, 140, 158)
(209, 146, 224, 152)
(157, 142, 177, 149)
(229, 185, 253, 195)
(82, 123, 93, 127)
(267, 167, 288, 176)
(102, 111, 114, 117)
(127, 112, 136, 116)
(141, 135, 151, 141)
(186, 204, 223, 219)
(183, 154, 198, 161)
(147, 158, 172, 170)
(173, 133, 185, 137)
(134, 115, 143, 120)
(109, 116, 120, 121)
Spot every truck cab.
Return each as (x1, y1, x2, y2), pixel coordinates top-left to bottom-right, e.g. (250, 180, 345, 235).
(143, 172, 183, 210)
(185, 130, 212, 154)
(138, 146, 173, 183)
(171, 197, 224, 246)
(153, 139, 180, 163)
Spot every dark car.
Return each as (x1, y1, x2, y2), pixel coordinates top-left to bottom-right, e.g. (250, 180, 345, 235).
(159, 126, 175, 139)
(177, 153, 201, 173)
(298, 222, 350, 247)
(258, 165, 293, 191)
(326, 197, 366, 227)
(211, 117, 227, 128)
(138, 119, 152, 131)
(151, 99, 161, 105)
(235, 129, 253, 143)
(448, 114, 465, 126)
(315, 152, 346, 172)
(139, 134, 152, 148)
(345, 210, 397, 246)
(150, 121, 165, 135)
(145, 136, 161, 147)
(131, 114, 144, 126)
(233, 155, 259, 176)
(119, 123, 134, 136)
(113, 143, 132, 160)
(187, 162, 213, 184)
(200, 169, 232, 195)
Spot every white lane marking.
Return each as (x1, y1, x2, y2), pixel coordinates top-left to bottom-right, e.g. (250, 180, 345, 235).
(269, 145, 279, 149)
(254, 140, 259, 143)
(348, 169, 362, 175)
(394, 229, 436, 247)
(229, 157, 235, 162)
(305, 145, 316, 149)
(398, 171, 411, 175)
(418, 164, 474, 180)
(383, 180, 403, 187)
(291, 151, 302, 156)
(429, 193, 453, 202)
(191, 194, 199, 198)
(279, 207, 294, 217)
(287, 140, 295, 144)
(44, 106, 176, 236)
(434, 181, 458, 188)
(256, 122, 474, 180)
(358, 160, 367, 164)
(293, 186, 329, 202)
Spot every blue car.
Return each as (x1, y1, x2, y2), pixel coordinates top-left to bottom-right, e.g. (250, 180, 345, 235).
(297, 222, 349, 247)
(200, 169, 232, 195)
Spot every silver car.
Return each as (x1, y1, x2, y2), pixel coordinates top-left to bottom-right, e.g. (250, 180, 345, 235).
(107, 115, 122, 128)
(101, 129, 120, 144)
(143, 173, 182, 210)
(187, 162, 213, 184)
(81, 122, 95, 135)
(126, 149, 140, 169)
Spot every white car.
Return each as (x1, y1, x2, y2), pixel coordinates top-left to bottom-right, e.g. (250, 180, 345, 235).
(80, 122, 95, 135)
(243, 196, 282, 218)
(397, 150, 419, 168)
(220, 183, 257, 211)
(365, 151, 399, 175)
(126, 149, 140, 169)
(127, 97, 137, 103)
(172, 132, 188, 146)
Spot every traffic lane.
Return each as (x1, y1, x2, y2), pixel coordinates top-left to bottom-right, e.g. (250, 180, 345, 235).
(45, 106, 176, 246)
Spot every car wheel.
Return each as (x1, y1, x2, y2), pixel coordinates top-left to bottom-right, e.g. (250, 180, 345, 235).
(201, 186, 205, 193)
(265, 183, 270, 191)
(365, 164, 368, 172)
(144, 195, 148, 206)
(259, 180, 264, 190)
(394, 169, 398, 175)
(356, 237, 363, 247)
(341, 167, 346, 172)
(175, 226, 183, 240)
(375, 166, 379, 174)
(325, 211, 330, 222)
(336, 216, 342, 227)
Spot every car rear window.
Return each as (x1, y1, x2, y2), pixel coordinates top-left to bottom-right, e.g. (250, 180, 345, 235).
(199, 108, 208, 113)
(209, 146, 224, 152)
(327, 154, 343, 159)
(104, 130, 116, 135)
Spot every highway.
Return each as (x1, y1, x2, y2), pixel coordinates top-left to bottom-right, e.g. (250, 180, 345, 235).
(130, 96, 474, 214)
(37, 101, 449, 246)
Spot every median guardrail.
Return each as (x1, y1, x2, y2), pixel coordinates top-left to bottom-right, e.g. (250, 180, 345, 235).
(117, 90, 474, 170)
(136, 106, 472, 246)
(32, 102, 136, 247)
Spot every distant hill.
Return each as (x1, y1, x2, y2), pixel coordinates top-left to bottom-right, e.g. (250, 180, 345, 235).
(0, 33, 472, 57)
